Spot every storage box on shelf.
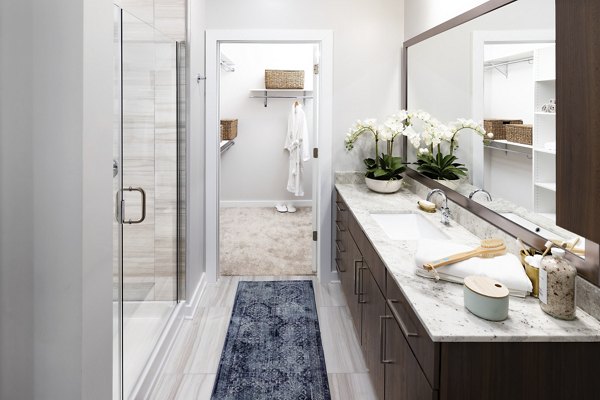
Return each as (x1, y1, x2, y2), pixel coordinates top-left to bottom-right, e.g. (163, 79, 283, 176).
(220, 119, 238, 140)
(264, 69, 305, 89)
(484, 119, 523, 141)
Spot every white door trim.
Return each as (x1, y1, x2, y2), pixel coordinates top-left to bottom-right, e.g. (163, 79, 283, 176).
(205, 30, 335, 284)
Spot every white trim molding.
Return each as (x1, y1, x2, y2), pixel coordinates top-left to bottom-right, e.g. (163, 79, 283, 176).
(205, 30, 335, 284)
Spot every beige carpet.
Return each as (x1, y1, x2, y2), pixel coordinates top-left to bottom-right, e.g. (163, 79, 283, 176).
(219, 207, 314, 276)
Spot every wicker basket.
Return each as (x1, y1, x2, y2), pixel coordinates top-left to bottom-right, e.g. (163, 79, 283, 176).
(506, 124, 533, 145)
(220, 119, 238, 140)
(484, 119, 523, 141)
(265, 70, 305, 89)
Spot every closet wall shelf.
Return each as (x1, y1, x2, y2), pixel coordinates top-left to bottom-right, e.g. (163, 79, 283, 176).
(249, 89, 314, 107)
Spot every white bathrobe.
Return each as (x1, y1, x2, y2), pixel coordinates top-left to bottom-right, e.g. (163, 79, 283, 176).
(284, 103, 310, 196)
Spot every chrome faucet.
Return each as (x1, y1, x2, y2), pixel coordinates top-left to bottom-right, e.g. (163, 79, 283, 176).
(427, 189, 451, 225)
(469, 189, 493, 202)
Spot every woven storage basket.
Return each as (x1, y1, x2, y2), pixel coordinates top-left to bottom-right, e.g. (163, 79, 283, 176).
(265, 70, 305, 89)
(506, 123, 532, 145)
(484, 119, 523, 141)
(220, 119, 238, 140)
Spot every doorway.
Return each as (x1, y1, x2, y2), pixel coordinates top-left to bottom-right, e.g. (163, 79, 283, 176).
(218, 43, 318, 277)
(205, 30, 335, 284)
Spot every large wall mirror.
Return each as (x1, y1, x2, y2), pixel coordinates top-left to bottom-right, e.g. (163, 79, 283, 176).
(403, 0, 596, 271)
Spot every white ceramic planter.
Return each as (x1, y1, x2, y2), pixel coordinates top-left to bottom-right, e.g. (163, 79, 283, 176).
(365, 177, 403, 194)
(434, 178, 462, 191)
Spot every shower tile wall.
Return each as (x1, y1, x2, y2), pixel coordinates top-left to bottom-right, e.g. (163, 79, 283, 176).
(115, 0, 186, 40)
(117, 0, 185, 302)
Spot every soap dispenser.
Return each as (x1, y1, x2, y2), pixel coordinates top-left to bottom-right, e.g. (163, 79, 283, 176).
(538, 248, 576, 320)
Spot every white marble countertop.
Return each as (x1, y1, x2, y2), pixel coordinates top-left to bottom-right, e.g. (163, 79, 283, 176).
(335, 182, 600, 342)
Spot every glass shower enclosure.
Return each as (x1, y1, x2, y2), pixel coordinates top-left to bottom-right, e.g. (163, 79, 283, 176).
(113, 6, 185, 399)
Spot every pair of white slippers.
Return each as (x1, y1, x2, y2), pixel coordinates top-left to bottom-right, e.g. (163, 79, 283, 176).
(275, 203, 297, 213)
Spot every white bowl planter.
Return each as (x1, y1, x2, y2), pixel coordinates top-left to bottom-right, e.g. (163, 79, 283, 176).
(365, 177, 403, 194)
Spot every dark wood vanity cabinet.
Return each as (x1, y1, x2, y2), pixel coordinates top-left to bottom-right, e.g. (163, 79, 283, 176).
(334, 189, 600, 400)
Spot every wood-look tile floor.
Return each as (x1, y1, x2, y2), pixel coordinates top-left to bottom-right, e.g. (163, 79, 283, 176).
(148, 275, 377, 400)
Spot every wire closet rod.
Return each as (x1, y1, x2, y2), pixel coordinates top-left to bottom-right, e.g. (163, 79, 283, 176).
(484, 56, 533, 69)
(485, 144, 532, 158)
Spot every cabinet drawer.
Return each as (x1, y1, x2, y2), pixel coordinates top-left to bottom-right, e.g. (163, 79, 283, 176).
(384, 302, 437, 400)
(387, 272, 439, 389)
(348, 212, 386, 294)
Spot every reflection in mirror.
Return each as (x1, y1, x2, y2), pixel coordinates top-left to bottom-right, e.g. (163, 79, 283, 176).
(406, 0, 585, 258)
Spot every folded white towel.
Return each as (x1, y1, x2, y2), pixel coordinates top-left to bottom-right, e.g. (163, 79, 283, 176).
(415, 239, 532, 297)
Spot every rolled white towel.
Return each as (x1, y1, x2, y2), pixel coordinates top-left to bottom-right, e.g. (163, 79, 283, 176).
(415, 239, 532, 297)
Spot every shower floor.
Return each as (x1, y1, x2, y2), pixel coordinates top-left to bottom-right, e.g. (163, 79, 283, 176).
(113, 299, 176, 399)
(219, 207, 314, 276)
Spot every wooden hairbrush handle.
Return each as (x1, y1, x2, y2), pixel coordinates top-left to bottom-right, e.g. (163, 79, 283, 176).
(424, 243, 507, 271)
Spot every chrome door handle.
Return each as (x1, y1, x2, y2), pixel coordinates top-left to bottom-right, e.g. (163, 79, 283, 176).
(123, 187, 146, 224)
(358, 266, 368, 304)
(380, 315, 393, 364)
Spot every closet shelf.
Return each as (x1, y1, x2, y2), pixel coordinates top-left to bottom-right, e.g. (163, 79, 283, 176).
(535, 112, 556, 116)
(249, 89, 314, 107)
(535, 182, 556, 192)
(490, 139, 532, 150)
(534, 148, 556, 155)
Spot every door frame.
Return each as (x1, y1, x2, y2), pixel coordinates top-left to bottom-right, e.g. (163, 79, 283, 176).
(205, 29, 335, 284)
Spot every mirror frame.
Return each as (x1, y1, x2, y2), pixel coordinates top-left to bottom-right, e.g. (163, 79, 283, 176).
(401, 0, 600, 285)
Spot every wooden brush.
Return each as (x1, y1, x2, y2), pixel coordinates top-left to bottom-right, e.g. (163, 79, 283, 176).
(424, 239, 507, 271)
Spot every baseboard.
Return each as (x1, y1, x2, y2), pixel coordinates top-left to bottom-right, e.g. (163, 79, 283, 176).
(131, 273, 207, 399)
(184, 272, 207, 319)
(220, 200, 313, 208)
(131, 303, 185, 399)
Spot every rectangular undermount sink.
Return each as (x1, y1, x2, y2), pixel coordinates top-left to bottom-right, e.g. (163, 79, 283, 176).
(370, 212, 449, 241)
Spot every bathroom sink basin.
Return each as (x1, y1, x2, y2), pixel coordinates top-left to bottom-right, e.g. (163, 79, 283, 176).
(370, 212, 449, 241)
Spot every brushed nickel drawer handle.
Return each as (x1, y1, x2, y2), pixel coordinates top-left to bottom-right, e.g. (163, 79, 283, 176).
(387, 299, 418, 338)
(335, 239, 345, 253)
(358, 266, 368, 304)
(335, 221, 346, 232)
(380, 315, 393, 364)
(336, 202, 346, 212)
(353, 259, 363, 295)
(335, 257, 346, 273)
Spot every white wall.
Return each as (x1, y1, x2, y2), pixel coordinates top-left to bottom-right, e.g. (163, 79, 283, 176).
(206, 0, 405, 172)
(187, 0, 207, 297)
(0, 0, 114, 399)
(404, 0, 488, 39)
(220, 43, 315, 204)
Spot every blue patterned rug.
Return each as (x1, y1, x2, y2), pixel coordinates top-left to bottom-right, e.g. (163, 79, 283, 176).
(211, 280, 331, 400)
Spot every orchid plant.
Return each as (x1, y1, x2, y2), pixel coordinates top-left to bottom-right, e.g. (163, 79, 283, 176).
(406, 113, 492, 181)
(344, 111, 409, 181)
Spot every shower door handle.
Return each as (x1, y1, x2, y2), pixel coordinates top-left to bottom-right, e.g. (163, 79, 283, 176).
(122, 187, 147, 224)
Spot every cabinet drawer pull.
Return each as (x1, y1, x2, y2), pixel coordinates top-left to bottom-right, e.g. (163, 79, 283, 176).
(358, 266, 368, 304)
(353, 259, 363, 295)
(335, 221, 346, 232)
(387, 299, 418, 338)
(380, 315, 393, 364)
(335, 257, 346, 273)
(336, 202, 346, 212)
(335, 239, 345, 253)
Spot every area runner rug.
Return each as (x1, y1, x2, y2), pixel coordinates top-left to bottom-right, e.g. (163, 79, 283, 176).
(211, 280, 331, 400)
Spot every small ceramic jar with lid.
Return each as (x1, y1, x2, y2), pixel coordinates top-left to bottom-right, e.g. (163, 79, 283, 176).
(539, 248, 576, 320)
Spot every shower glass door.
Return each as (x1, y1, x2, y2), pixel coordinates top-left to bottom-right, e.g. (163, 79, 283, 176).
(114, 7, 180, 399)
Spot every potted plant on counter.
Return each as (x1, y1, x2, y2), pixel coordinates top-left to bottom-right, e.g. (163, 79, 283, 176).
(344, 111, 409, 194)
(404, 113, 492, 189)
